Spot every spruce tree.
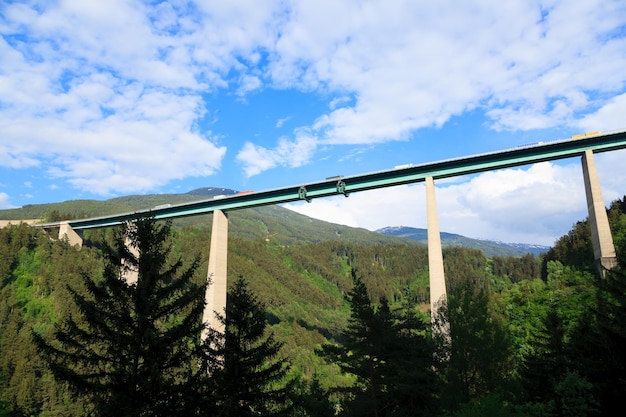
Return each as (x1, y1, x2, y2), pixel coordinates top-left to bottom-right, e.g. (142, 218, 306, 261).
(320, 271, 386, 416)
(433, 281, 512, 410)
(288, 376, 336, 417)
(320, 269, 438, 417)
(34, 218, 206, 416)
(201, 276, 292, 417)
(520, 307, 569, 404)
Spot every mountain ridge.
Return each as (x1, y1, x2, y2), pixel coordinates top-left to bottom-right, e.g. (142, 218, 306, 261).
(376, 226, 550, 257)
(0, 187, 549, 257)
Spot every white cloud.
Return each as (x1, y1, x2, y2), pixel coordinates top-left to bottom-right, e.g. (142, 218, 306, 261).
(250, 0, 626, 166)
(237, 133, 317, 177)
(283, 184, 423, 233)
(0, 193, 14, 210)
(284, 161, 602, 246)
(235, 143, 279, 178)
(276, 116, 291, 128)
(0, 0, 236, 195)
(446, 162, 587, 242)
(595, 149, 626, 202)
(0, 70, 227, 194)
(577, 94, 626, 132)
(237, 74, 262, 96)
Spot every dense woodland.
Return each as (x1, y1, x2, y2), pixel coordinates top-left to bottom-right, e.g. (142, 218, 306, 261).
(0, 197, 625, 416)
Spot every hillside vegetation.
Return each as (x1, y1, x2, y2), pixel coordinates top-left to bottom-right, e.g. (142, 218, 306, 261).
(0, 192, 423, 247)
(1, 194, 625, 416)
(0, 189, 548, 256)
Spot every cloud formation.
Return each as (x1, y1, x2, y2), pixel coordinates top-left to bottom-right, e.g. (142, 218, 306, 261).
(238, 0, 626, 174)
(0, 0, 240, 194)
(0, 193, 13, 210)
(236, 131, 317, 177)
(1, 0, 625, 196)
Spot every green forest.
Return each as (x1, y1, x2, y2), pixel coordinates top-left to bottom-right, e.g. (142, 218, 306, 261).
(1, 196, 626, 416)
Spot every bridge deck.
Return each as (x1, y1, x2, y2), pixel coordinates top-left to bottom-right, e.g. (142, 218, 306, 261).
(39, 129, 626, 230)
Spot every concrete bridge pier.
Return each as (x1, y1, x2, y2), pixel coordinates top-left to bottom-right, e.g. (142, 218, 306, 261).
(58, 222, 83, 248)
(581, 150, 618, 276)
(426, 177, 447, 325)
(203, 209, 229, 338)
(123, 225, 139, 285)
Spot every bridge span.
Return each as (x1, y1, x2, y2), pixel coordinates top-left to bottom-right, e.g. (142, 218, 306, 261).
(38, 128, 626, 333)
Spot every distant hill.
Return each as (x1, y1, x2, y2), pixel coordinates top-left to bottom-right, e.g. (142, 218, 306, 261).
(0, 189, 423, 248)
(0, 188, 550, 256)
(185, 187, 238, 197)
(486, 241, 551, 257)
(376, 226, 550, 257)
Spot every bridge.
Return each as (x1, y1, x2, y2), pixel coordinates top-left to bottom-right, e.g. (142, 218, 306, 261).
(38, 128, 626, 334)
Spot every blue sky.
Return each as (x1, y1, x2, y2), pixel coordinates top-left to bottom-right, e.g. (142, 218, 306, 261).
(2, 0, 626, 246)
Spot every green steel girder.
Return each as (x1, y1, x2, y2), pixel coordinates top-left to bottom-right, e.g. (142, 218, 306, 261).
(44, 129, 626, 230)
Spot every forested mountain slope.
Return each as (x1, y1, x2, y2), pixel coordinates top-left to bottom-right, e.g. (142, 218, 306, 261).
(0, 190, 421, 247)
(0, 224, 434, 415)
(1, 193, 625, 416)
(0, 187, 550, 255)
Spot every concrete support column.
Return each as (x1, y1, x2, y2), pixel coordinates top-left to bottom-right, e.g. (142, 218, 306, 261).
(426, 177, 447, 320)
(123, 229, 139, 285)
(203, 210, 229, 338)
(58, 222, 83, 248)
(582, 150, 617, 276)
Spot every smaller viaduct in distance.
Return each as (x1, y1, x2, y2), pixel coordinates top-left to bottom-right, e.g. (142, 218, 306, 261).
(38, 129, 626, 333)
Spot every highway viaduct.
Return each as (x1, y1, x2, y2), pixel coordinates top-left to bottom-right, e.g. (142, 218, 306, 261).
(37, 128, 626, 334)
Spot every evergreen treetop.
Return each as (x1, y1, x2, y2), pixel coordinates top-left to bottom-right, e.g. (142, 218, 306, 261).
(33, 218, 206, 417)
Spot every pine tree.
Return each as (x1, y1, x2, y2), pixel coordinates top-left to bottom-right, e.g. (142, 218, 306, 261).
(34, 218, 206, 416)
(385, 306, 439, 417)
(433, 281, 512, 410)
(288, 376, 336, 417)
(321, 271, 387, 416)
(201, 276, 292, 417)
(521, 307, 568, 404)
(320, 269, 438, 417)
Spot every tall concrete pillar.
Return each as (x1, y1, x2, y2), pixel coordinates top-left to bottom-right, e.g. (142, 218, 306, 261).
(58, 222, 83, 248)
(123, 230, 139, 285)
(203, 210, 229, 338)
(581, 150, 617, 276)
(426, 177, 447, 321)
